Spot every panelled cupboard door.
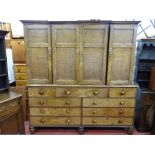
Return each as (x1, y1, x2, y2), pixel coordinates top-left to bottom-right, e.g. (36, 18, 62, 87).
(107, 24, 137, 85)
(52, 25, 79, 84)
(79, 24, 109, 84)
(24, 24, 52, 84)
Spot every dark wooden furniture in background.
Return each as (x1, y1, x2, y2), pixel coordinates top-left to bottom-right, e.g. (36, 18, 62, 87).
(136, 39, 155, 131)
(0, 30, 25, 134)
(21, 20, 139, 134)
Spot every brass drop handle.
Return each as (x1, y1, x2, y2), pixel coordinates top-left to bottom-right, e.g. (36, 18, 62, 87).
(40, 109, 45, 114)
(40, 119, 45, 123)
(120, 90, 125, 96)
(66, 101, 70, 105)
(39, 89, 44, 95)
(93, 119, 97, 123)
(119, 110, 123, 115)
(65, 90, 71, 95)
(93, 90, 98, 95)
(0, 106, 5, 112)
(66, 109, 70, 113)
(120, 101, 125, 105)
(39, 101, 44, 105)
(92, 110, 97, 114)
(66, 119, 70, 124)
(93, 101, 97, 105)
(118, 120, 123, 124)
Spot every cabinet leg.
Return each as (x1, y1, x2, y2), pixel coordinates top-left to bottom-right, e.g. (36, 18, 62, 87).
(78, 127, 84, 135)
(126, 127, 134, 135)
(29, 126, 35, 134)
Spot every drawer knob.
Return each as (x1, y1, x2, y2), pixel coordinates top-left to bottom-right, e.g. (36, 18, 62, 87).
(66, 119, 70, 124)
(66, 101, 70, 105)
(120, 101, 125, 105)
(93, 101, 97, 105)
(120, 90, 125, 95)
(40, 109, 45, 114)
(118, 120, 123, 124)
(39, 101, 44, 105)
(39, 89, 44, 95)
(40, 119, 45, 123)
(93, 91, 98, 95)
(65, 90, 71, 95)
(92, 110, 97, 114)
(119, 110, 123, 115)
(66, 109, 70, 113)
(93, 119, 97, 123)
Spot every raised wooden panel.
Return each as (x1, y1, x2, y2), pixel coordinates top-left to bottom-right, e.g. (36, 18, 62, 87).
(24, 24, 51, 84)
(80, 24, 108, 84)
(107, 24, 137, 85)
(52, 25, 79, 84)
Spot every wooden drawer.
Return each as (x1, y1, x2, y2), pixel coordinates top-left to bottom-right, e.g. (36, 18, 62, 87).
(82, 117, 133, 126)
(14, 65, 26, 73)
(83, 108, 134, 117)
(0, 100, 19, 117)
(83, 98, 135, 107)
(16, 80, 27, 86)
(109, 88, 137, 98)
(29, 98, 81, 107)
(28, 87, 55, 97)
(30, 116, 81, 126)
(56, 87, 108, 97)
(15, 73, 27, 80)
(30, 107, 81, 116)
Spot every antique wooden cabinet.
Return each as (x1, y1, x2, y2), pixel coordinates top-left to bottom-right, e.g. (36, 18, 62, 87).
(21, 20, 139, 134)
(0, 30, 25, 134)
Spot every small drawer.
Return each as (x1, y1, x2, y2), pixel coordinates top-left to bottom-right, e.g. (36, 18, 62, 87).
(83, 98, 135, 107)
(30, 107, 81, 116)
(30, 116, 81, 126)
(29, 98, 81, 107)
(109, 87, 137, 98)
(14, 65, 26, 73)
(28, 87, 55, 97)
(16, 80, 27, 86)
(56, 87, 108, 97)
(0, 100, 19, 117)
(15, 73, 27, 80)
(82, 117, 133, 126)
(83, 108, 134, 117)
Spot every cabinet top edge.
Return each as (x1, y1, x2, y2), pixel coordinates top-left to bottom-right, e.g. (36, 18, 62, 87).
(20, 20, 141, 25)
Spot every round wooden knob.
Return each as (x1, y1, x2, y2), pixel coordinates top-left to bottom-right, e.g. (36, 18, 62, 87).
(93, 119, 97, 123)
(65, 90, 71, 95)
(66, 109, 70, 113)
(92, 110, 97, 114)
(40, 109, 45, 114)
(39, 101, 44, 105)
(66, 119, 70, 124)
(118, 120, 123, 123)
(39, 89, 44, 95)
(40, 119, 45, 123)
(66, 101, 70, 105)
(120, 90, 125, 95)
(93, 91, 98, 95)
(119, 110, 123, 115)
(93, 101, 97, 105)
(120, 101, 125, 105)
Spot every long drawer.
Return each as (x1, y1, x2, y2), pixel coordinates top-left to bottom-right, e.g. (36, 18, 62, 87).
(83, 108, 134, 116)
(82, 117, 133, 126)
(83, 98, 135, 107)
(30, 107, 81, 116)
(56, 87, 108, 97)
(30, 116, 81, 126)
(29, 98, 81, 107)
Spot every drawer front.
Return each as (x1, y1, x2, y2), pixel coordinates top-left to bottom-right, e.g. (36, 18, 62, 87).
(83, 108, 134, 117)
(82, 117, 133, 126)
(15, 73, 27, 80)
(29, 98, 81, 107)
(83, 98, 135, 107)
(30, 108, 81, 116)
(56, 88, 108, 97)
(14, 65, 26, 73)
(0, 100, 19, 117)
(28, 87, 55, 97)
(16, 80, 27, 86)
(109, 88, 137, 98)
(30, 117, 81, 126)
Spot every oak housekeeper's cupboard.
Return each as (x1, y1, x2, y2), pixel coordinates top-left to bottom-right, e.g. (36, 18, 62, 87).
(21, 20, 140, 134)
